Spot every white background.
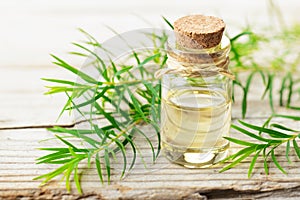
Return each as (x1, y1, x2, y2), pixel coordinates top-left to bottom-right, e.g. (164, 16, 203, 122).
(0, 0, 299, 67)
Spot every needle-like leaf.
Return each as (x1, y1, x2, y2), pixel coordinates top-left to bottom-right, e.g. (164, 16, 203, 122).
(238, 120, 291, 139)
(248, 149, 262, 178)
(224, 137, 257, 147)
(271, 149, 287, 174)
(242, 72, 255, 118)
(95, 153, 104, 184)
(51, 54, 99, 84)
(231, 124, 271, 142)
(293, 139, 300, 159)
(74, 164, 82, 194)
(162, 16, 174, 30)
(286, 140, 291, 163)
(104, 148, 111, 184)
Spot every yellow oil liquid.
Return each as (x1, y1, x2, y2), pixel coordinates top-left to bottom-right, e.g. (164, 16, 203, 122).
(161, 87, 231, 168)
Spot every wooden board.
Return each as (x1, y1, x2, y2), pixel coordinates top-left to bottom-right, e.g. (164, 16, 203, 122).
(0, 66, 300, 199)
(1, 121, 300, 200)
(1, 0, 300, 197)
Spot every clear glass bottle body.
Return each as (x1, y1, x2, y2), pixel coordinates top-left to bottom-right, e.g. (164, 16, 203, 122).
(161, 36, 232, 168)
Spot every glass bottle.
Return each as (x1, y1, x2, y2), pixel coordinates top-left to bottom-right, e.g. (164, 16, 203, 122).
(160, 18, 233, 168)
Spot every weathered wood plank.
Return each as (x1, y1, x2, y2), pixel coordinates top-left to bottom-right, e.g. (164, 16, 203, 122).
(1, 119, 300, 200)
(0, 1, 299, 199)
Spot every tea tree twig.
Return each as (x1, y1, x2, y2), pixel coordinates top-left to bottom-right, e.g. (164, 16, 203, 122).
(221, 117, 300, 177)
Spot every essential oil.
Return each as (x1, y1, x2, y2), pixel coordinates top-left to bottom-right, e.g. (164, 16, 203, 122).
(161, 87, 231, 168)
(160, 14, 233, 168)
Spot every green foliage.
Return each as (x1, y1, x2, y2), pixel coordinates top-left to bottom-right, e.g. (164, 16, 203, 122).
(221, 101, 300, 176)
(36, 29, 167, 193)
(229, 23, 300, 118)
(220, 117, 300, 178)
(221, 116, 300, 177)
(36, 13, 300, 193)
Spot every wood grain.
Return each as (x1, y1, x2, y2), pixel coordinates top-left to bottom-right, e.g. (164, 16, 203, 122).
(0, 1, 300, 196)
(1, 66, 300, 199)
(1, 117, 300, 199)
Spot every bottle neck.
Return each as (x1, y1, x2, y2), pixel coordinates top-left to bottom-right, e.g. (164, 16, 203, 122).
(165, 35, 233, 79)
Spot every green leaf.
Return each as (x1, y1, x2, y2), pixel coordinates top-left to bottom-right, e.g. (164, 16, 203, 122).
(238, 120, 291, 139)
(50, 127, 100, 148)
(220, 150, 253, 172)
(260, 115, 273, 135)
(273, 114, 300, 121)
(230, 31, 253, 43)
(268, 74, 275, 113)
(231, 124, 271, 143)
(37, 152, 72, 164)
(113, 66, 133, 81)
(95, 153, 104, 184)
(122, 130, 137, 170)
(44, 86, 74, 95)
(132, 51, 145, 78)
(55, 135, 79, 150)
(93, 124, 104, 139)
(65, 162, 75, 192)
(286, 140, 291, 163)
(45, 159, 75, 164)
(34, 160, 76, 183)
(263, 149, 269, 175)
(293, 139, 300, 159)
(133, 128, 155, 162)
(101, 130, 113, 146)
(78, 28, 101, 47)
(271, 149, 287, 174)
(261, 73, 271, 100)
(72, 42, 109, 81)
(56, 92, 73, 121)
(38, 147, 88, 152)
(162, 16, 174, 30)
(270, 123, 299, 132)
(114, 138, 127, 178)
(132, 51, 141, 64)
(68, 147, 77, 158)
(37, 149, 68, 159)
(142, 81, 160, 100)
(231, 145, 258, 160)
(259, 70, 266, 85)
(137, 53, 161, 69)
(287, 106, 300, 110)
(42, 78, 84, 86)
(279, 74, 288, 106)
(160, 54, 168, 67)
(87, 152, 92, 168)
(248, 149, 262, 178)
(242, 72, 255, 118)
(127, 89, 147, 122)
(49, 127, 94, 136)
(74, 164, 82, 194)
(67, 86, 113, 110)
(51, 54, 99, 84)
(94, 102, 121, 130)
(104, 148, 111, 184)
(224, 137, 257, 146)
(69, 51, 88, 57)
(287, 73, 293, 107)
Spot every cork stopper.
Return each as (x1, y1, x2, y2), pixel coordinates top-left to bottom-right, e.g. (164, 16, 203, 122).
(174, 14, 225, 49)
